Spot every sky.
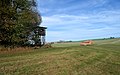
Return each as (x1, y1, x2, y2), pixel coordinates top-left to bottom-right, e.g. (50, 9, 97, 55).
(37, 0, 120, 42)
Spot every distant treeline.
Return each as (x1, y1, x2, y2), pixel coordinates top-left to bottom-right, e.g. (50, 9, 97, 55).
(52, 37, 120, 44)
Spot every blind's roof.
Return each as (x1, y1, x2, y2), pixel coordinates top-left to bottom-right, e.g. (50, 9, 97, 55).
(33, 26, 47, 29)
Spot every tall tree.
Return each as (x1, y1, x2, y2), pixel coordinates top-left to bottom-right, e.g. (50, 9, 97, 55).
(0, 0, 42, 47)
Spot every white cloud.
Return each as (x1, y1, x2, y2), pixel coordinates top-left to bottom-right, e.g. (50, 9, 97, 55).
(42, 10, 120, 27)
(41, 10, 120, 42)
(38, 0, 120, 42)
(42, 14, 89, 27)
(46, 26, 120, 42)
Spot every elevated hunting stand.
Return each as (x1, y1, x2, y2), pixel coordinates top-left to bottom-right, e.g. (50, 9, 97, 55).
(27, 26, 47, 46)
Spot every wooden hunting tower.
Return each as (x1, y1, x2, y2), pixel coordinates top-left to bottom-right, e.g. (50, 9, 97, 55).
(34, 26, 47, 46)
(27, 26, 47, 46)
(35, 26, 47, 46)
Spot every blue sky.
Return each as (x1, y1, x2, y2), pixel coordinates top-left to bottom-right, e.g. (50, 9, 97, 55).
(37, 0, 120, 42)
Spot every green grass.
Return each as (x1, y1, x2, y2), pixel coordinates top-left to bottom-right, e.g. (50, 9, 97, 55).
(0, 39, 120, 75)
(52, 42, 80, 47)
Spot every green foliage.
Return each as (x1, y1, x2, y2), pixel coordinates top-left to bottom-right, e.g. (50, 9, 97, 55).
(0, 0, 42, 47)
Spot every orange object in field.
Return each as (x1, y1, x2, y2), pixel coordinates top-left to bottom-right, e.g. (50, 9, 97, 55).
(80, 40, 93, 46)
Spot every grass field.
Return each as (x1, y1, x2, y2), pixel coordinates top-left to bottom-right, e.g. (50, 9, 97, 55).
(0, 38, 120, 75)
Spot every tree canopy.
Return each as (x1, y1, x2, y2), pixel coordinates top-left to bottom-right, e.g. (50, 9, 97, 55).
(0, 0, 42, 47)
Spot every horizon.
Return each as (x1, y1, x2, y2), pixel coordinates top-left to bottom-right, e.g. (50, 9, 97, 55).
(37, 0, 120, 42)
(46, 37, 120, 42)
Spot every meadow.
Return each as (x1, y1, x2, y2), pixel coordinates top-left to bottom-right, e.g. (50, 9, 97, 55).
(0, 38, 120, 75)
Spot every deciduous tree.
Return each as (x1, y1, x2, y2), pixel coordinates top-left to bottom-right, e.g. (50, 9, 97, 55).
(0, 0, 41, 47)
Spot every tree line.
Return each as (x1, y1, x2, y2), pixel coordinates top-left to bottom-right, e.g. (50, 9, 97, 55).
(0, 0, 41, 47)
